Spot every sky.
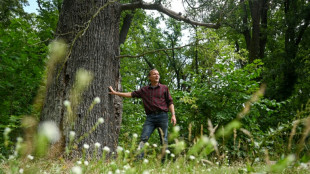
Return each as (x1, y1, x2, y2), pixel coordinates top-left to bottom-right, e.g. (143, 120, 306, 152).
(23, 0, 189, 42)
(23, 0, 39, 14)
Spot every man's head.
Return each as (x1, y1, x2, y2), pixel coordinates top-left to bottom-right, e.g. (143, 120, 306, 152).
(148, 69, 160, 85)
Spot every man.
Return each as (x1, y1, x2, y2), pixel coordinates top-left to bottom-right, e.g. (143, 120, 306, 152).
(108, 69, 176, 156)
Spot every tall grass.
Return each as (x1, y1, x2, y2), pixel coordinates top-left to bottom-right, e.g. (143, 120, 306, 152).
(1, 99, 310, 173)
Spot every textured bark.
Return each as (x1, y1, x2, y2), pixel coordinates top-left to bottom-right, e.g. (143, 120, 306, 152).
(240, 0, 269, 63)
(248, 0, 262, 63)
(41, 0, 122, 156)
(279, 0, 309, 100)
(259, 0, 268, 59)
(119, 12, 134, 46)
(241, 0, 251, 51)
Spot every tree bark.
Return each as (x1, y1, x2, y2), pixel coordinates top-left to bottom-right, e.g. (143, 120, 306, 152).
(240, 0, 269, 63)
(248, 0, 262, 62)
(41, 0, 122, 156)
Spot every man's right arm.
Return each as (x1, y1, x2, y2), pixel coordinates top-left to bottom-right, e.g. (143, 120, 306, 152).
(108, 86, 132, 98)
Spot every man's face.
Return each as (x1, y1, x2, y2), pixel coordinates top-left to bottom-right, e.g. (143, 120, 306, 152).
(149, 70, 160, 83)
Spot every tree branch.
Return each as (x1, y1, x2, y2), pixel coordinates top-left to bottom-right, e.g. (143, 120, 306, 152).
(120, 1, 220, 29)
(119, 12, 134, 46)
(117, 42, 195, 58)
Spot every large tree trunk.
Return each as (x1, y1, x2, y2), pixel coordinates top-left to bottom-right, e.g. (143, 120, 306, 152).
(40, 0, 122, 156)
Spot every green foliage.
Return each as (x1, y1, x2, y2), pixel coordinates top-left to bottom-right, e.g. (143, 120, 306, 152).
(0, 17, 47, 154)
(0, 18, 46, 117)
(35, 0, 62, 41)
(0, 0, 29, 27)
(0, 0, 60, 155)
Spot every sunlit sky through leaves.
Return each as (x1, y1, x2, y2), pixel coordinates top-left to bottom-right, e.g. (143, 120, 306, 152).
(24, 0, 185, 14)
(23, 0, 189, 43)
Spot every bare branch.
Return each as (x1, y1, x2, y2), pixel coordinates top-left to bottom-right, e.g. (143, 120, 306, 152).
(120, 1, 220, 29)
(117, 42, 193, 58)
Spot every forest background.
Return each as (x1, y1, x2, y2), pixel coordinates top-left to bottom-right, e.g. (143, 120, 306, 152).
(1, 0, 310, 173)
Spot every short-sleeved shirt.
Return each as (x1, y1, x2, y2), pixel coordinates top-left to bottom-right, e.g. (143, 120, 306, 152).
(131, 83, 173, 115)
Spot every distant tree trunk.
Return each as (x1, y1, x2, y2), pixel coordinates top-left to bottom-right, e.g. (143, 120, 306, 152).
(259, 0, 268, 58)
(248, 0, 262, 62)
(278, 0, 310, 100)
(240, 0, 269, 63)
(40, 0, 122, 156)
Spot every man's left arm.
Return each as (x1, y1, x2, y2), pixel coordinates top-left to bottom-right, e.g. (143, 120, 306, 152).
(169, 104, 176, 126)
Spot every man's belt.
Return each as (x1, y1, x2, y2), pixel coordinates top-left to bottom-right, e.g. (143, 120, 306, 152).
(149, 111, 166, 115)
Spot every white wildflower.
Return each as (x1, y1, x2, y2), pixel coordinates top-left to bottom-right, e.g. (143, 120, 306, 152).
(83, 144, 90, 149)
(95, 142, 101, 148)
(103, 146, 110, 152)
(69, 131, 76, 139)
(152, 144, 157, 148)
(27, 154, 34, 160)
(77, 161, 82, 165)
(38, 121, 60, 143)
(76, 69, 93, 86)
(143, 170, 150, 174)
(98, 117, 104, 124)
(84, 161, 89, 166)
(124, 164, 131, 170)
(189, 155, 195, 160)
(71, 166, 82, 174)
(300, 163, 308, 169)
(170, 153, 175, 158)
(133, 133, 138, 138)
(201, 136, 209, 143)
(94, 97, 101, 104)
(115, 169, 120, 174)
(4, 127, 11, 135)
(63, 100, 71, 106)
(108, 171, 113, 174)
(287, 154, 296, 162)
(173, 126, 180, 132)
(210, 138, 217, 146)
(117, 146, 123, 152)
(19, 168, 24, 173)
(145, 142, 150, 146)
(125, 150, 130, 154)
(17, 137, 23, 143)
(143, 159, 149, 164)
(165, 150, 170, 154)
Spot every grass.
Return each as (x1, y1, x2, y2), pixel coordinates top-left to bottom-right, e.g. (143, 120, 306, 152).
(1, 154, 310, 174)
(1, 122, 310, 174)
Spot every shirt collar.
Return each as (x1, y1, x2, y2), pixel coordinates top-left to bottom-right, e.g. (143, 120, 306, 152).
(148, 83, 161, 89)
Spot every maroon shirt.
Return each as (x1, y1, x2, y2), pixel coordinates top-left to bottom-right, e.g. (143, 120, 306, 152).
(131, 83, 173, 115)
